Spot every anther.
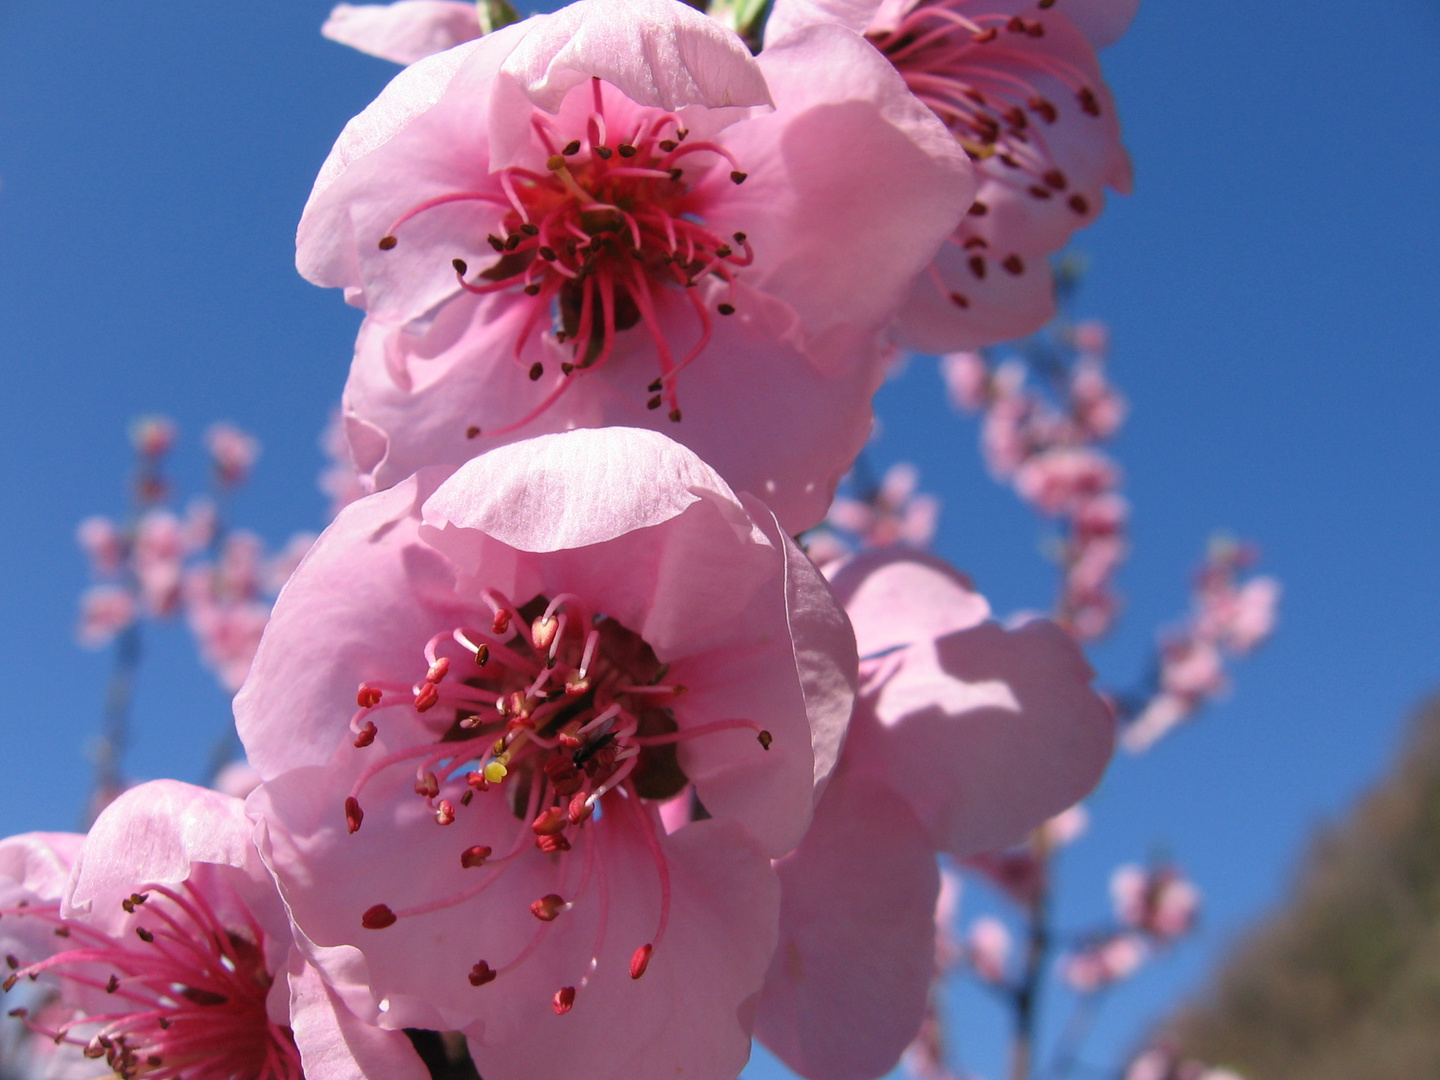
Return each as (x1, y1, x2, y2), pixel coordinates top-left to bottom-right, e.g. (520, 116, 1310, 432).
(733, 231, 747, 243)
(466, 426, 481, 439)
(435, 800, 456, 825)
(483, 761, 508, 784)
(1078, 88, 1101, 116)
(1068, 194, 1090, 215)
(969, 255, 987, 279)
(539, 246, 558, 261)
(532, 614, 559, 651)
(658, 139, 678, 152)
(552, 987, 576, 1014)
(969, 201, 989, 216)
(546, 155, 566, 171)
(460, 789, 474, 806)
(361, 904, 397, 929)
(354, 721, 378, 748)
(475, 643, 490, 665)
(595, 146, 613, 160)
(730, 171, 748, 184)
(503, 234, 520, 252)
(971, 27, 998, 42)
(461, 845, 492, 868)
(1007, 15, 1025, 31)
(618, 144, 637, 157)
(53, 926, 69, 938)
(531, 807, 568, 836)
(453, 258, 468, 275)
(358, 686, 382, 708)
(106, 975, 120, 993)
(346, 797, 365, 834)
(647, 395, 662, 410)
(668, 408, 682, 423)
(562, 140, 581, 156)
(469, 961, 497, 987)
(135, 927, 154, 943)
(717, 303, 735, 315)
(4, 957, 15, 970)
(1028, 97, 1058, 123)
(530, 894, 566, 922)
(757, 730, 773, 750)
(520, 223, 539, 236)
(949, 292, 971, 309)
(1028, 185, 1052, 199)
(487, 234, 506, 252)
(493, 610, 511, 635)
(668, 168, 683, 181)
(536, 833, 571, 853)
(561, 362, 575, 375)
(630, 943, 653, 979)
(568, 791, 593, 824)
(426, 657, 451, 683)
(523, 283, 541, 296)
(414, 682, 440, 712)
(6, 1008, 24, 1018)
(1044, 169, 1068, 190)
(378, 235, 398, 251)
(1, 976, 16, 993)
(529, 362, 544, 381)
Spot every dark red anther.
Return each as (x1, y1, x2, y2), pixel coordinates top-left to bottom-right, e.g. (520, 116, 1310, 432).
(1078, 88, 1101, 116)
(135, 927, 154, 943)
(531, 806, 568, 836)
(493, 610, 511, 635)
(618, 144, 637, 157)
(345, 796, 364, 834)
(435, 800, 456, 826)
(552, 987, 576, 1015)
(426, 657, 451, 683)
(475, 642, 490, 666)
(503, 234, 520, 252)
(1038, 0, 1055, 7)
(630, 943, 654, 979)
(487, 234, 505, 252)
(969, 255, 987, 279)
(1007, 15, 1025, 31)
(536, 833, 572, 853)
(460, 789, 474, 806)
(354, 721, 378, 748)
(1028, 185, 1053, 200)
(361, 904, 397, 930)
(562, 140, 581, 156)
(1044, 169, 1068, 191)
(415, 772, 440, 799)
(414, 682, 440, 712)
(378, 235, 398, 250)
(717, 302, 735, 315)
(466, 771, 489, 791)
(1026, 19, 1044, 36)
(4, 956, 17, 970)
(530, 894, 566, 922)
(106, 974, 120, 993)
(545, 756, 584, 796)
(357, 686, 383, 708)
(453, 258, 468, 275)
(647, 395, 663, 410)
(1002, 255, 1026, 275)
(466, 426, 481, 439)
(559, 733, 582, 750)
(971, 26, 997, 42)
(1028, 97, 1058, 124)
(461, 845, 492, 869)
(469, 961, 497, 986)
(568, 791, 594, 824)
(1, 975, 17, 993)
(730, 171, 748, 184)
(968, 200, 989, 216)
(529, 362, 544, 381)
(949, 292, 971, 309)
(1068, 194, 1091, 215)
(669, 408, 683, 423)
(757, 730, 774, 750)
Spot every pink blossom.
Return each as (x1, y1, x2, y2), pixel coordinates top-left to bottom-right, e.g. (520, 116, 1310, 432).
(965, 916, 1011, 984)
(132, 510, 186, 617)
(1110, 863, 1199, 942)
(128, 416, 176, 459)
(1039, 803, 1088, 848)
(76, 516, 124, 578)
(1069, 354, 1126, 439)
(1013, 447, 1119, 516)
(934, 865, 964, 968)
(204, 422, 261, 488)
(323, 1, 485, 65)
(77, 585, 137, 648)
(186, 595, 272, 694)
(183, 496, 220, 552)
(767, 0, 1135, 352)
(237, 428, 855, 1080)
(824, 462, 941, 554)
(263, 533, 318, 596)
(1125, 1047, 1246, 1080)
(939, 350, 987, 411)
(1060, 932, 1144, 993)
(752, 549, 1112, 1080)
(300, 0, 974, 531)
(0, 782, 425, 1080)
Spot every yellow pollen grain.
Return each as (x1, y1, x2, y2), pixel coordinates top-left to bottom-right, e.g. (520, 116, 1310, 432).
(483, 761, 509, 784)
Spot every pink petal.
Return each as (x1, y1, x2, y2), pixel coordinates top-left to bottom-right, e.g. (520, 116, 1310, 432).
(322, 1, 483, 66)
(0, 833, 83, 906)
(1061, 0, 1143, 49)
(287, 950, 429, 1080)
(712, 24, 974, 368)
(754, 772, 938, 1080)
(420, 427, 731, 553)
(763, 0, 883, 44)
(826, 548, 991, 656)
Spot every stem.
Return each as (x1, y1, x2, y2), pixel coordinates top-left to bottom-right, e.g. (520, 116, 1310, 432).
(1048, 990, 1105, 1079)
(1008, 837, 1053, 1080)
(88, 620, 142, 825)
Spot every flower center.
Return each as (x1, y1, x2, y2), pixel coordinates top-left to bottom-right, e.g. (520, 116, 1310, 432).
(378, 78, 752, 431)
(345, 589, 770, 1014)
(2, 887, 300, 1080)
(868, 0, 1104, 306)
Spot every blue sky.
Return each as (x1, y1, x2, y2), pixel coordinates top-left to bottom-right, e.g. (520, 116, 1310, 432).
(1, 1, 1437, 1078)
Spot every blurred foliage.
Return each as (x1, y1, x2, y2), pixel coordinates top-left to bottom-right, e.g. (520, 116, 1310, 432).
(1169, 694, 1440, 1078)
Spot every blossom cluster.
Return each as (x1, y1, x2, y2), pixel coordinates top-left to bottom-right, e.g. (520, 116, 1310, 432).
(11, 0, 1152, 1078)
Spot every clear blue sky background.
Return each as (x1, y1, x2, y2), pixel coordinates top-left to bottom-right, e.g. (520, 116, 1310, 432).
(0, 1, 1436, 1078)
